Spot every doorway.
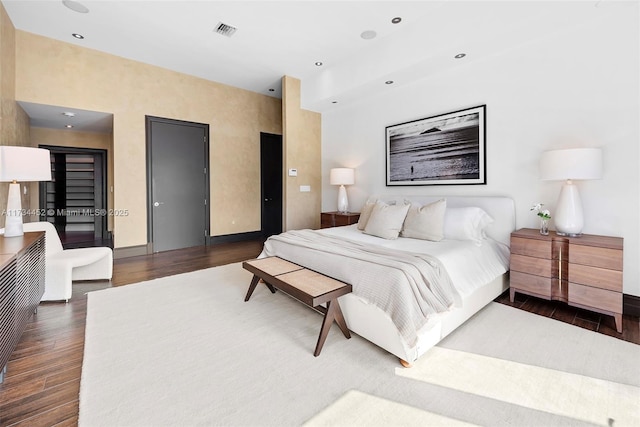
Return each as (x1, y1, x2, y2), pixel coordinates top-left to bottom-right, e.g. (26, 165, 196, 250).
(146, 116, 209, 253)
(39, 146, 110, 248)
(260, 132, 283, 238)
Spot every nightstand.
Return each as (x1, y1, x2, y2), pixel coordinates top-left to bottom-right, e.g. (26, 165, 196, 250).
(321, 212, 360, 229)
(509, 228, 624, 332)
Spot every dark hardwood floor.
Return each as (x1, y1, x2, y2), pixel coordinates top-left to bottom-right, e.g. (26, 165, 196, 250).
(1, 240, 638, 426)
(0, 240, 264, 427)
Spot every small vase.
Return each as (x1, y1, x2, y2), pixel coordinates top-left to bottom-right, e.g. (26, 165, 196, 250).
(540, 218, 549, 236)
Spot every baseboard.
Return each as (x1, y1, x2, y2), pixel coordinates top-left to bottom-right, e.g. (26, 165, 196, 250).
(114, 233, 263, 258)
(623, 293, 640, 317)
(113, 244, 151, 259)
(209, 231, 264, 245)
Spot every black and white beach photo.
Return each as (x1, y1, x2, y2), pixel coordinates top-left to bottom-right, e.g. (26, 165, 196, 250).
(386, 105, 486, 186)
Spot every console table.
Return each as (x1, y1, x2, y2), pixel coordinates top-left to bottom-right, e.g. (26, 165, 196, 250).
(0, 231, 46, 382)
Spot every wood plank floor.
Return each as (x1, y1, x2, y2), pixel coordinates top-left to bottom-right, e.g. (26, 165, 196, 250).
(0, 240, 264, 427)
(1, 239, 638, 426)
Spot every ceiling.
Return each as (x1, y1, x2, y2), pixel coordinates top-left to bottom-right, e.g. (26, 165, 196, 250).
(1, 0, 623, 133)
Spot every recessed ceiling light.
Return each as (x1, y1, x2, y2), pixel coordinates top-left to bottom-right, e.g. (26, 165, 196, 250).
(65, 125, 74, 128)
(72, 33, 84, 40)
(63, 0, 89, 13)
(385, 80, 394, 85)
(455, 53, 466, 59)
(315, 61, 323, 66)
(62, 112, 76, 117)
(360, 30, 377, 40)
(391, 17, 402, 24)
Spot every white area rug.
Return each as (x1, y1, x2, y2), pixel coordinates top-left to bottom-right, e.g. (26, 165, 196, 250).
(80, 263, 640, 426)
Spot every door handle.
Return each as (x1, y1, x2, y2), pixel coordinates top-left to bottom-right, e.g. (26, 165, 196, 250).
(153, 201, 164, 207)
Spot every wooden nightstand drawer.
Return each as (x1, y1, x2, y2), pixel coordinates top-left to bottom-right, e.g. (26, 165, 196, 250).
(321, 217, 335, 228)
(320, 212, 360, 229)
(511, 237, 551, 259)
(509, 228, 623, 333)
(568, 264, 622, 292)
(334, 214, 358, 226)
(510, 253, 552, 277)
(569, 244, 623, 271)
(569, 283, 622, 314)
(510, 271, 552, 299)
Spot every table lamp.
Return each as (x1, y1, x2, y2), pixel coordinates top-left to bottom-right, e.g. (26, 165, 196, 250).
(329, 168, 355, 213)
(539, 148, 602, 236)
(0, 146, 52, 237)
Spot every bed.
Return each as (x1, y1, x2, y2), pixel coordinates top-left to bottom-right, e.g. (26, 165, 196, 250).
(259, 195, 515, 365)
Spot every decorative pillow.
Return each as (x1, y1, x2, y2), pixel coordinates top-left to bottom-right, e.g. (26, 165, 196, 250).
(400, 199, 446, 241)
(443, 207, 494, 245)
(357, 200, 376, 231)
(363, 201, 410, 240)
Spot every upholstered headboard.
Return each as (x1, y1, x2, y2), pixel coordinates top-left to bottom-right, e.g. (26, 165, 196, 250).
(371, 195, 516, 247)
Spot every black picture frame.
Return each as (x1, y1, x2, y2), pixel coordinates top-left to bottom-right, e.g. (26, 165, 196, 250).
(386, 105, 486, 186)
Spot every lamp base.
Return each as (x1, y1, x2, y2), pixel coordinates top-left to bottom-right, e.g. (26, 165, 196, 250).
(554, 179, 584, 236)
(337, 185, 349, 213)
(4, 182, 24, 237)
(555, 231, 583, 238)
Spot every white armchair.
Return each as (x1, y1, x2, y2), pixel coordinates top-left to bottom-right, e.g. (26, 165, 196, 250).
(18, 222, 113, 302)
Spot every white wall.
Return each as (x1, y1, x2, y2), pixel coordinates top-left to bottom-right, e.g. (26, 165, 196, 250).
(320, 3, 640, 296)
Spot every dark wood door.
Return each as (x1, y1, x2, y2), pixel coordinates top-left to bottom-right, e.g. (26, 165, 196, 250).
(39, 146, 108, 240)
(260, 133, 283, 238)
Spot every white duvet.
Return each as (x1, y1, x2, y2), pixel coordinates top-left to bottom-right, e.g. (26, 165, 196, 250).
(319, 225, 510, 301)
(260, 225, 510, 347)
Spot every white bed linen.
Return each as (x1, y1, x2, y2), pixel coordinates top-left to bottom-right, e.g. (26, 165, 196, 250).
(258, 196, 514, 363)
(318, 224, 510, 302)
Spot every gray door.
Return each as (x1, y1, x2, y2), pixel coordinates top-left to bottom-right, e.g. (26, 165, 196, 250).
(146, 116, 209, 252)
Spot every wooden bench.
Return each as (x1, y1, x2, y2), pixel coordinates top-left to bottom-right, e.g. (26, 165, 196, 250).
(242, 257, 352, 356)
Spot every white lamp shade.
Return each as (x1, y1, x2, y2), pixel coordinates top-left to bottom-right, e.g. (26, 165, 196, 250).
(0, 146, 52, 182)
(0, 146, 51, 237)
(539, 148, 602, 181)
(329, 168, 355, 186)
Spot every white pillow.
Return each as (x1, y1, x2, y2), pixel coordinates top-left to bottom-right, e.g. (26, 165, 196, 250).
(443, 207, 494, 245)
(357, 200, 376, 231)
(400, 199, 446, 241)
(363, 201, 410, 240)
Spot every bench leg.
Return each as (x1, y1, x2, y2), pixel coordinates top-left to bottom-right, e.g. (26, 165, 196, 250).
(245, 275, 277, 302)
(314, 299, 350, 357)
(244, 275, 260, 301)
(333, 300, 351, 339)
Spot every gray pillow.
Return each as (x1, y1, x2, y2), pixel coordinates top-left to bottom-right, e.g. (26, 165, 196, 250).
(400, 199, 446, 241)
(363, 201, 410, 239)
(357, 201, 376, 231)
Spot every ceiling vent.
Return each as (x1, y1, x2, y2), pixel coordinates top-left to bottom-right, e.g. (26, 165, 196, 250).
(214, 22, 237, 37)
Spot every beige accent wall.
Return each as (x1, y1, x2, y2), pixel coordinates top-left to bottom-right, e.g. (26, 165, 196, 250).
(0, 5, 33, 227)
(14, 31, 282, 248)
(29, 127, 114, 230)
(282, 76, 321, 230)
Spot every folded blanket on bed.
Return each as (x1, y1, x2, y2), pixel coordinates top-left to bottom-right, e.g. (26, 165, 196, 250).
(261, 229, 458, 347)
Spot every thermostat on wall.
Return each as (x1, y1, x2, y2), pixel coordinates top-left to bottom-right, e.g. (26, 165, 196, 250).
(288, 168, 298, 177)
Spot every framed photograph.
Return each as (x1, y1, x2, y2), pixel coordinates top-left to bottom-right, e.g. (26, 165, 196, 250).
(386, 105, 486, 186)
